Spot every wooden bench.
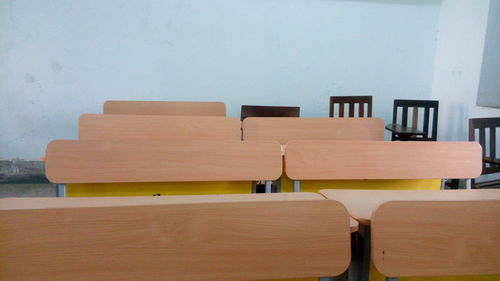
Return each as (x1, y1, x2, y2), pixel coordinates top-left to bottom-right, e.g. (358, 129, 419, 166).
(242, 117, 384, 144)
(79, 114, 241, 141)
(103, 100, 226, 116)
(0, 193, 351, 281)
(45, 140, 282, 196)
(372, 196, 500, 280)
(284, 140, 481, 192)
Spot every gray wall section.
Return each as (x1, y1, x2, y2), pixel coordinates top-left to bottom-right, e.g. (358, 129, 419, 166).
(477, 0, 500, 108)
(0, 160, 55, 198)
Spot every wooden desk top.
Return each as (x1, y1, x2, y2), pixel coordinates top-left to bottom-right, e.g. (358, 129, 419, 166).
(385, 124, 426, 136)
(319, 189, 500, 225)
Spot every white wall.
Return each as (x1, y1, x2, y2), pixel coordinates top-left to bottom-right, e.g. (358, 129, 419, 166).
(431, 0, 500, 141)
(1, 0, 441, 159)
(477, 0, 500, 108)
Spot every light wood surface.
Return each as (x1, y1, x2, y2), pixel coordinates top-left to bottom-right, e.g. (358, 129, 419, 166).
(79, 114, 241, 141)
(242, 117, 384, 144)
(103, 100, 226, 116)
(319, 189, 500, 225)
(372, 200, 500, 277)
(0, 192, 325, 210)
(0, 195, 351, 281)
(45, 140, 282, 183)
(286, 140, 482, 180)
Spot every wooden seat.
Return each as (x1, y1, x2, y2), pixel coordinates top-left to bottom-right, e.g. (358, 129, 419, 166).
(45, 140, 282, 196)
(329, 96, 372, 118)
(78, 114, 241, 141)
(469, 117, 500, 188)
(0, 193, 351, 281)
(103, 100, 226, 116)
(385, 99, 439, 141)
(371, 199, 500, 279)
(240, 105, 300, 121)
(242, 117, 384, 144)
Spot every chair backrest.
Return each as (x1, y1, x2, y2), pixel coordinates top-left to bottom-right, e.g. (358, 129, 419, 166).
(79, 114, 241, 141)
(242, 117, 384, 144)
(329, 96, 372, 118)
(103, 101, 226, 116)
(240, 105, 300, 121)
(0, 193, 351, 281)
(372, 199, 500, 277)
(285, 140, 482, 180)
(45, 140, 282, 183)
(469, 117, 500, 175)
(392, 99, 439, 141)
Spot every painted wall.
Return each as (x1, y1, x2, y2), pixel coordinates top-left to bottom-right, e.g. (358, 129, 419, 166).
(477, 0, 500, 108)
(1, 0, 441, 159)
(431, 0, 500, 141)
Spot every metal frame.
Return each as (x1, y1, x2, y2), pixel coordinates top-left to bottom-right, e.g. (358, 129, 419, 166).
(56, 183, 66, 197)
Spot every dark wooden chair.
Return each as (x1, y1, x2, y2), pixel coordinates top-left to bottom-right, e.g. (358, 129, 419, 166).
(385, 99, 439, 141)
(469, 117, 500, 188)
(329, 96, 372, 118)
(240, 105, 300, 121)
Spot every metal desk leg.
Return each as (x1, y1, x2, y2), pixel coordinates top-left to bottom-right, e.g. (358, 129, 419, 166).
(252, 181, 257, 193)
(56, 184, 66, 197)
(293, 180, 300, 192)
(348, 224, 370, 281)
(265, 180, 272, 193)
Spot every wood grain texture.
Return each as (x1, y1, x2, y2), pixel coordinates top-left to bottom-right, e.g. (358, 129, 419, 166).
(45, 140, 282, 183)
(242, 117, 384, 144)
(372, 200, 500, 277)
(285, 140, 482, 180)
(319, 189, 500, 225)
(0, 197, 351, 281)
(79, 114, 241, 141)
(103, 100, 226, 116)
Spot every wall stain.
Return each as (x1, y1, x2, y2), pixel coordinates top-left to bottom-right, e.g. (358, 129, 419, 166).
(51, 60, 62, 73)
(24, 73, 36, 84)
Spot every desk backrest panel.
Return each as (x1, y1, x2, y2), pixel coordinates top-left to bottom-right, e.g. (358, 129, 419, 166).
(372, 200, 500, 277)
(103, 100, 226, 116)
(242, 117, 384, 144)
(79, 114, 241, 141)
(285, 141, 482, 180)
(45, 140, 282, 183)
(0, 194, 351, 281)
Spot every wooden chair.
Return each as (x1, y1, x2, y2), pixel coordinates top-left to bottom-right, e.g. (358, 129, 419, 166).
(242, 117, 384, 144)
(469, 117, 500, 188)
(372, 200, 500, 280)
(0, 193, 351, 281)
(385, 99, 439, 141)
(240, 105, 300, 121)
(103, 101, 226, 116)
(45, 140, 282, 196)
(329, 96, 372, 118)
(78, 114, 241, 141)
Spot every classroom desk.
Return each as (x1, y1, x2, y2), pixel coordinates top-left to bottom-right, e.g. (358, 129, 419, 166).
(319, 189, 500, 225)
(318, 189, 500, 281)
(385, 124, 426, 140)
